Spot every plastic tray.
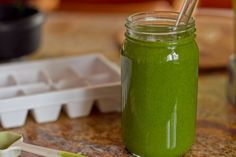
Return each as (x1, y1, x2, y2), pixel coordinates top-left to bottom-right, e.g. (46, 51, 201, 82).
(0, 54, 121, 129)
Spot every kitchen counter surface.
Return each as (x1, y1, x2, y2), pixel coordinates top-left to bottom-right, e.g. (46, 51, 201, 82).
(1, 12, 236, 157)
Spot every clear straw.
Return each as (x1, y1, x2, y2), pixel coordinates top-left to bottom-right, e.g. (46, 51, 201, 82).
(175, 0, 198, 27)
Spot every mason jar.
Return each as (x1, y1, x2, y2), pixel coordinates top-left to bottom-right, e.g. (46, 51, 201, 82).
(121, 12, 199, 157)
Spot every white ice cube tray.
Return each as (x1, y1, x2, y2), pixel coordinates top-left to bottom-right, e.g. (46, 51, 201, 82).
(0, 54, 121, 129)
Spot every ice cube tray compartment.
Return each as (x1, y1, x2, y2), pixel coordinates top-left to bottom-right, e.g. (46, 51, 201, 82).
(45, 65, 79, 83)
(64, 99, 94, 118)
(0, 110, 28, 128)
(56, 78, 88, 90)
(87, 73, 119, 85)
(0, 74, 17, 87)
(0, 54, 121, 129)
(32, 105, 62, 123)
(22, 83, 51, 95)
(0, 87, 24, 99)
(75, 57, 116, 75)
(97, 97, 121, 113)
(12, 70, 50, 85)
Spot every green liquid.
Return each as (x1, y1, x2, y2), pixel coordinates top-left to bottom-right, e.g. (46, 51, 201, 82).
(121, 33, 199, 157)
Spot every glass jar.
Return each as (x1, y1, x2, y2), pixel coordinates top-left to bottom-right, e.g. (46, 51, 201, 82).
(121, 12, 199, 157)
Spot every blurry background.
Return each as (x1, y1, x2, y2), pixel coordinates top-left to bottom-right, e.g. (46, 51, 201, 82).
(13, 0, 233, 12)
(23, 0, 232, 12)
(0, 0, 234, 69)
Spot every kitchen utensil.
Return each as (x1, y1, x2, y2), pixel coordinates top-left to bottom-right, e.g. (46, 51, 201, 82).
(0, 132, 86, 157)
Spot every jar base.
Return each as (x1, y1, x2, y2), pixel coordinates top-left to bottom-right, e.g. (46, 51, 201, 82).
(125, 148, 141, 157)
(125, 148, 184, 157)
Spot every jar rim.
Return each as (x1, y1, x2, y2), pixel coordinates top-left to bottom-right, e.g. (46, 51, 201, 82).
(126, 11, 195, 36)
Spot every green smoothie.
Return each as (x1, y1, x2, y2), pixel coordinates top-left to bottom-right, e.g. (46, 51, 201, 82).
(121, 12, 199, 157)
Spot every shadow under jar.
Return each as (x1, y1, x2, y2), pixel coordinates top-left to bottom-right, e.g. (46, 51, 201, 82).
(121, 12, 199, 157)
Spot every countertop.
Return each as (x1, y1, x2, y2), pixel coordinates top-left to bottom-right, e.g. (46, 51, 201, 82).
(0, 12, 236, 157)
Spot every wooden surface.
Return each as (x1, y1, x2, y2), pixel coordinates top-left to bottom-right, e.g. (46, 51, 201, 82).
(196, 9, 234, 69)
(0, 12, 236, 157)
